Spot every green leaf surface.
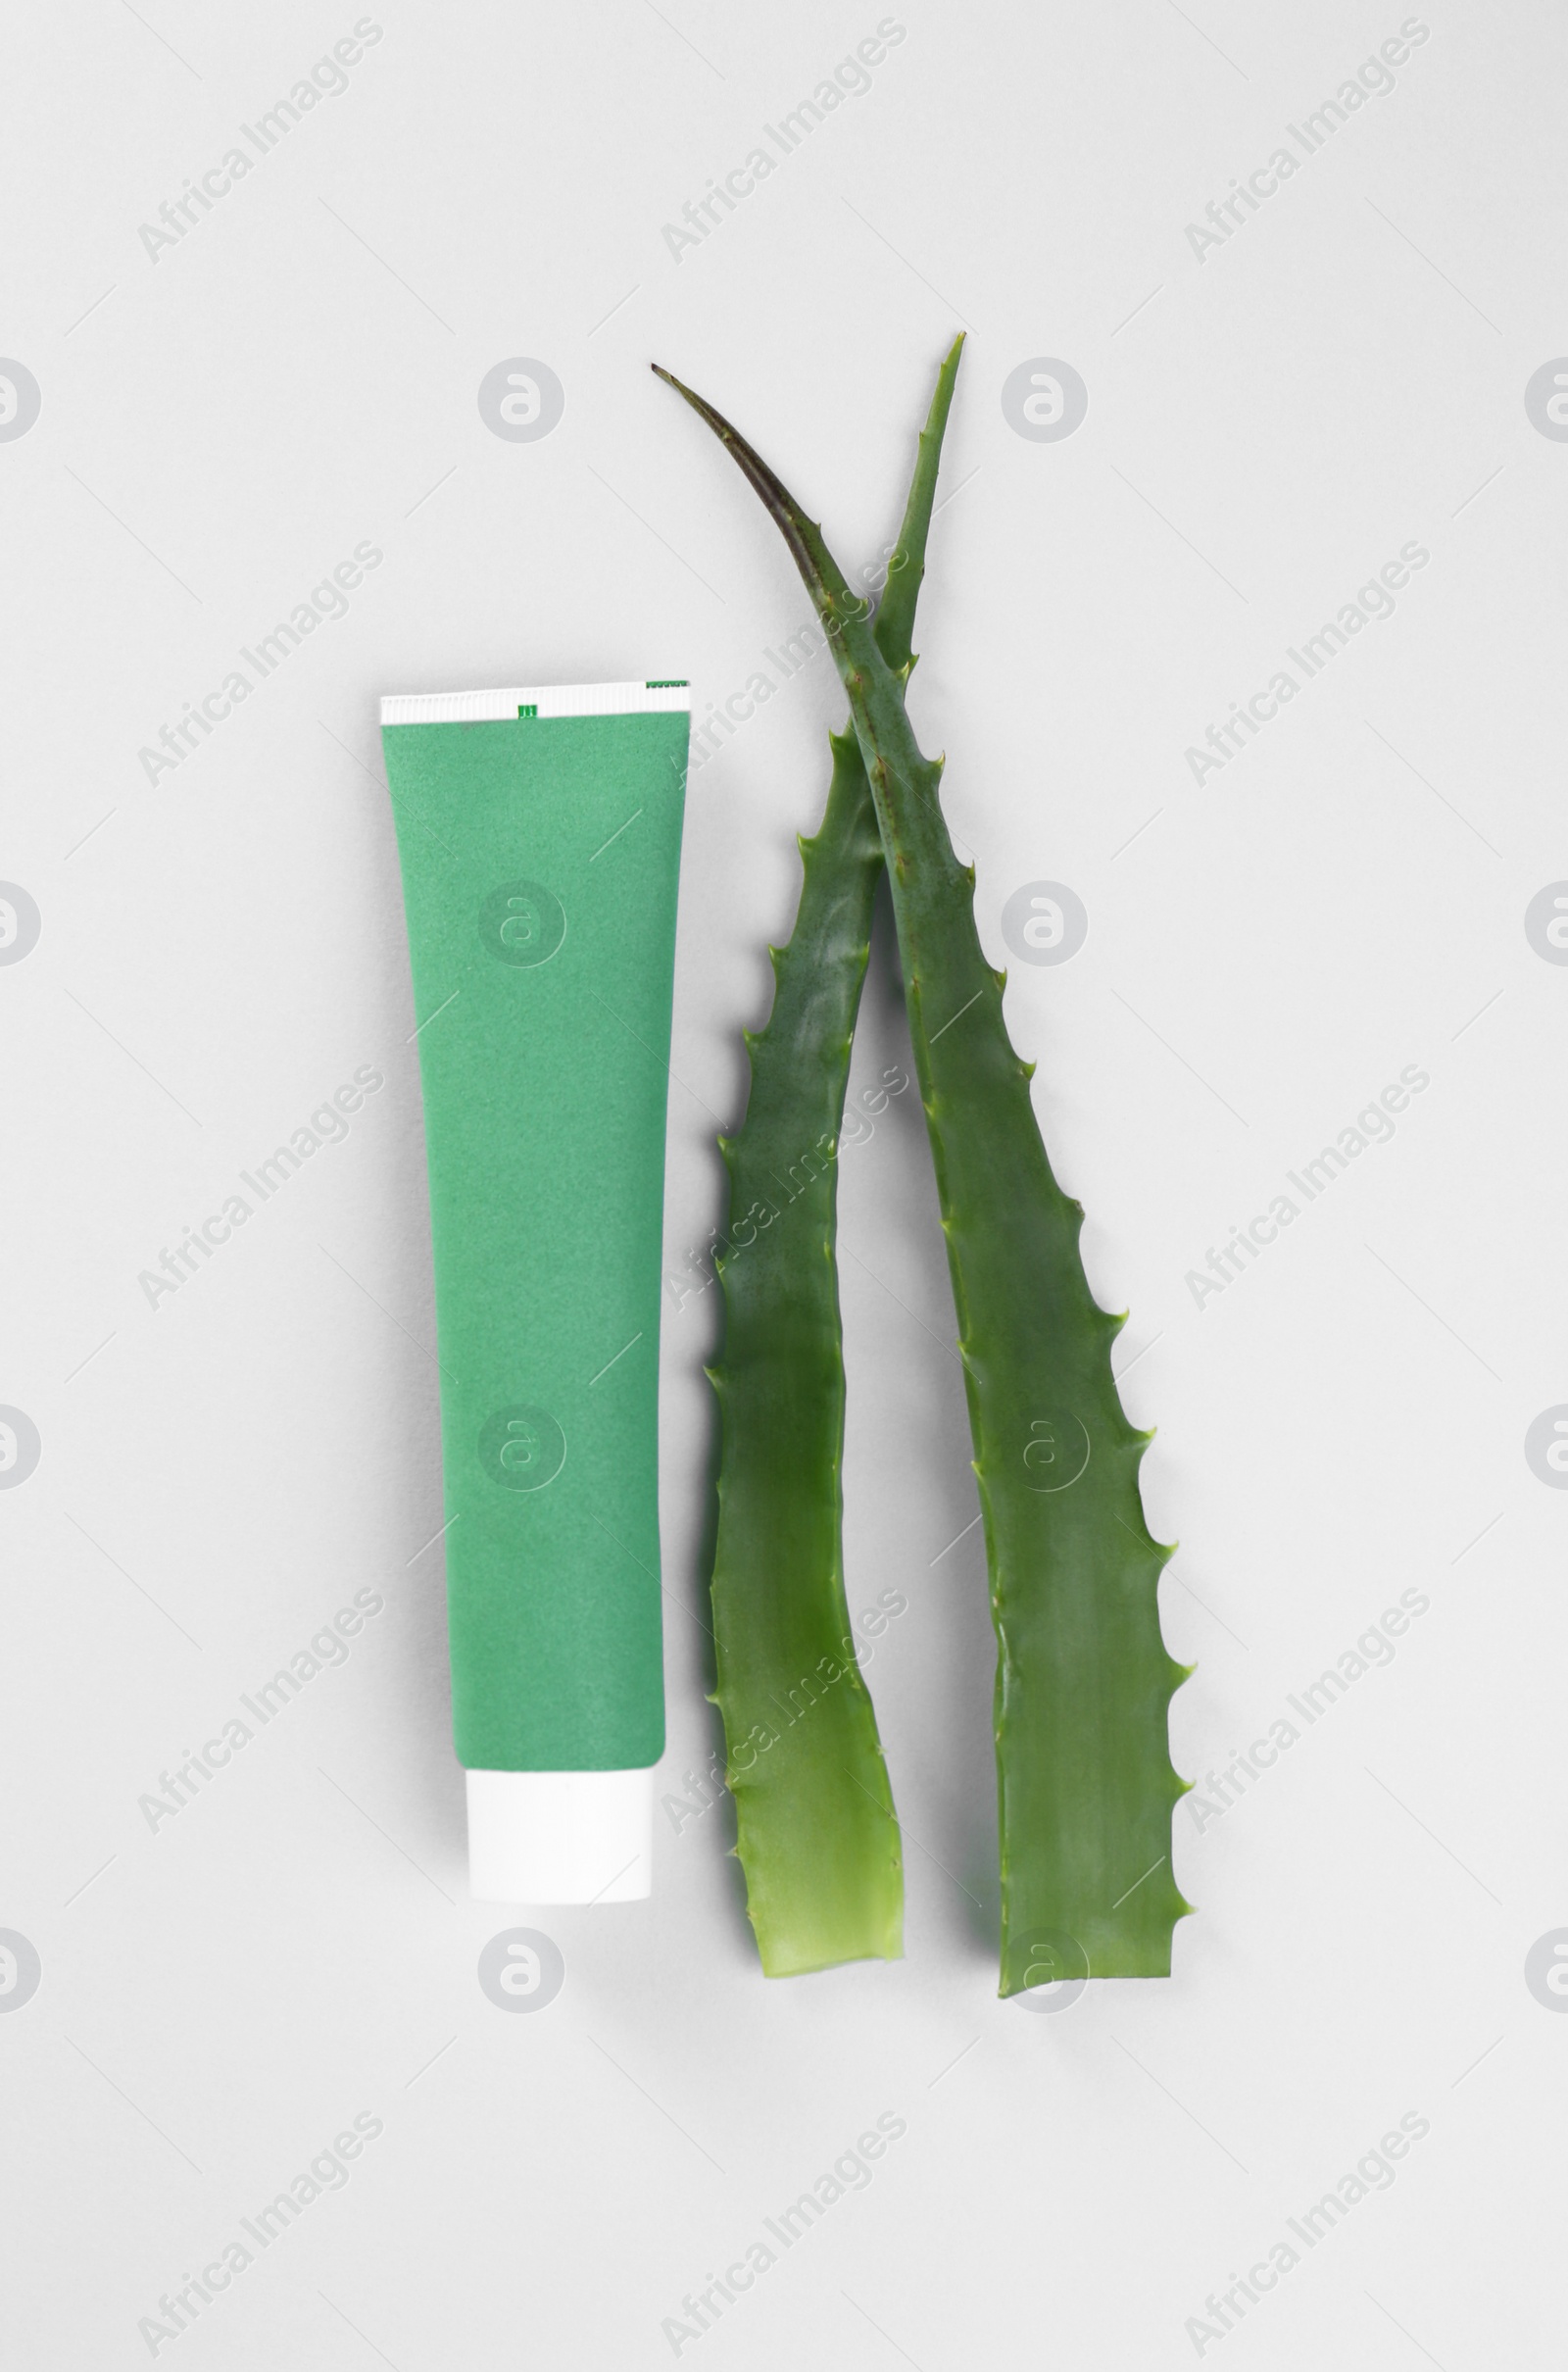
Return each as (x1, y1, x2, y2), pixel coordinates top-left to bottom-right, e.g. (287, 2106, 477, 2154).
(658, 352, 1192, 1995)
(692, 343, 962, 1977)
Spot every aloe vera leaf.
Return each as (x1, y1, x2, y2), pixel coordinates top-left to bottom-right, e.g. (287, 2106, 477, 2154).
(656, 359, 1192, 1994)
(872, 334, 964, 680)
(700, 343, 963, 1978)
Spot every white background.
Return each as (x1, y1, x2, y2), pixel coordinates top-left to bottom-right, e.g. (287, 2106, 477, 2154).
(2, 2, 1563, 2363)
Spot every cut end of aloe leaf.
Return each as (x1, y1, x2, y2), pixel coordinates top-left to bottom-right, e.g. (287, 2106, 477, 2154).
(682, 344, 983, 1983)
(675, 337, 1194, 2000)
(998, 1909, 1187, 1998)
(755, 1896, 905, 1979)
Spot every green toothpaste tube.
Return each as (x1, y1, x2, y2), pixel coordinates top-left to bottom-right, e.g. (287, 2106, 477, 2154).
(381, 679, 690, 1902)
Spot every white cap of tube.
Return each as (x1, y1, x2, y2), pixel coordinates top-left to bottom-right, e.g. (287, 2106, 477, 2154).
(466, 1768, 653, 1904)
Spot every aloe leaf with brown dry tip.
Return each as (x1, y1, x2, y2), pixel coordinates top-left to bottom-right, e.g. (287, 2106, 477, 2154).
(657, 349, 1191, 1995)
(699, 341, 963, 1976)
